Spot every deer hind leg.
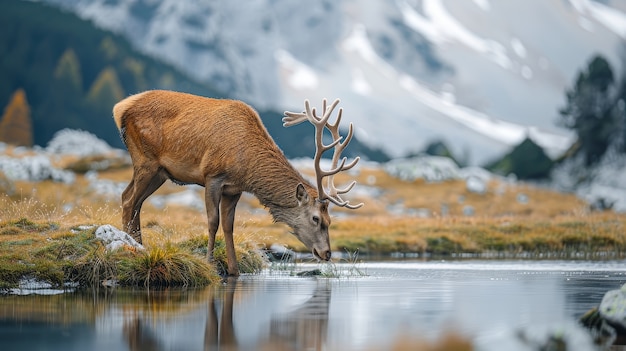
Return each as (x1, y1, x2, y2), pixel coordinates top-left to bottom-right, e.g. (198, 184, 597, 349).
(121, 164, 167, 244)
(220, 193, 242, 276)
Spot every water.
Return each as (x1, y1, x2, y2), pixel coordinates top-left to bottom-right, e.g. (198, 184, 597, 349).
(1, 259, 626, 351)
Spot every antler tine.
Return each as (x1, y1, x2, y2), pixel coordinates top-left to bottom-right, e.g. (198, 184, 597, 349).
(282, 111, 307, 127)
(283, 100, 321, 127)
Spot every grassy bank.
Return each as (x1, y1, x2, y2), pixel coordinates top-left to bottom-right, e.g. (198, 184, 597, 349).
(0, 198, 265, 291)
(1, 150, 625, 291)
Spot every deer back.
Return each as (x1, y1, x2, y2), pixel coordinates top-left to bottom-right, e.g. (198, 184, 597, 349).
(113, 90, 294, 191)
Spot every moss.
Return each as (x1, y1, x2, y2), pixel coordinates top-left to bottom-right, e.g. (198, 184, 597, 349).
(0, 258, 29, 289)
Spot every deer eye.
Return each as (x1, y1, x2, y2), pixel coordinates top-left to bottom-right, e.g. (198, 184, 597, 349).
(312, 215, 320, 225)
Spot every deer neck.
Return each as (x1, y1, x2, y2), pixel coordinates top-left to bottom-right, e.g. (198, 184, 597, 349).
(243, 154, 315, 223)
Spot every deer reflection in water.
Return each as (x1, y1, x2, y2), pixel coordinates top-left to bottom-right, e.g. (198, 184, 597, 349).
(121, 279, 332, 351)
(267, 281, 331, 351)
(204, 277, 238, 351)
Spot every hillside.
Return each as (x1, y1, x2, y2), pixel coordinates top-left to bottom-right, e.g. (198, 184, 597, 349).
(39, 0, 626, 164)
(0, 0, 388, 161)
(0, 0, 225, 149)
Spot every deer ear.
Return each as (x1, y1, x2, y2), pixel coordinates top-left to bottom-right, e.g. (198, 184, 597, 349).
(296, 183, 309, 205)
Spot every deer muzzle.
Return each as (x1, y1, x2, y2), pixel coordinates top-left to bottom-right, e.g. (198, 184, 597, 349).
(313, 248, 332, 261)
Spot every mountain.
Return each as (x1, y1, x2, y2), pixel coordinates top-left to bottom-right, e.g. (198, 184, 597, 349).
(0, 0, 224, 149)
(0, 0, 387, 161)
(37, 0, 626, 164)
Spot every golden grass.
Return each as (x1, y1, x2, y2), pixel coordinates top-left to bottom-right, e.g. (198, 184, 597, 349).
(1, 152, 626, 290)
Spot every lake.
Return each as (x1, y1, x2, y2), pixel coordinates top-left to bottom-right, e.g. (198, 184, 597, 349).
(2, 259, 626, 351)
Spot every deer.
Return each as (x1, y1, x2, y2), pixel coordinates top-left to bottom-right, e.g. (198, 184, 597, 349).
(112, 90, 362, 275)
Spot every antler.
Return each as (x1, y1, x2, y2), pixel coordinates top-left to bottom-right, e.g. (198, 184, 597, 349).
(283, 99, 363, 209)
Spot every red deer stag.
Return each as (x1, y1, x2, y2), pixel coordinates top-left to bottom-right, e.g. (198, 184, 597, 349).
(112, 90, 362, 275)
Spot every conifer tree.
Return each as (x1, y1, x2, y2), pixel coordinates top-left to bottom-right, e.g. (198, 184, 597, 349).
(559, 55, 617, 165)
(86, 66, 125, 109)
(0, 89, 33, 146)
(54, 48, 83, 92)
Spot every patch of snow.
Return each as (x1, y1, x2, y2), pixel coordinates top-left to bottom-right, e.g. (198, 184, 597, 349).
(510, 38, 527, 58)
(550, 150, 626, 212)
(521, 66, 533, 80)
(95, 224, 144, 252)
(569, 0, 626, 38)
(466, 176, 487, 194)
(351, 67, 372, 96)
(9, 278, 71, 295)
(384, 156, 460, 182)
(0, 155, 75, 183)
(46, 129, 114, 156)
(342, 24, 397, 78)
(399, 0, 511, 69)
(84, 170, 127, 198)
(459, 166, 495, 183)
(150, 186, 205, 211)
(397, 74, 572, 155)
(472, 0, 490, 12)
(275, 50, 319, 91)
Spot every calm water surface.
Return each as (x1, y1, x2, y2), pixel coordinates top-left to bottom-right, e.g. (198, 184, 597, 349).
(2, 259, 626, 350)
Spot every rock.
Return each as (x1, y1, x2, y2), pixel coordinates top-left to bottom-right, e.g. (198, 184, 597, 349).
(95, 225, 144, 252)
(466, 176, 487, 194)
(297, 269, 322, 277)
(516, 193, 529, 204)
(599, 283, 626, 332)
(579, 283, 626, 347)
(0, 155, 75, 183)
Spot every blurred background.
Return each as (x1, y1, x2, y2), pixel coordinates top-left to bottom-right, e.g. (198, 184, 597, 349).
(1, 0, 626, 207)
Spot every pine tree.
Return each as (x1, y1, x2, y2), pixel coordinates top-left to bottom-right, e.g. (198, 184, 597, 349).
(559, 55, 617, 165)
(0, 89, 33, 146)
(54, 48, 83, 92)
(86, 66, 125, 108)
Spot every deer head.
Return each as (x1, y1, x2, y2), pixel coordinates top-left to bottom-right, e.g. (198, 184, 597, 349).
(283, 99, 363, 259)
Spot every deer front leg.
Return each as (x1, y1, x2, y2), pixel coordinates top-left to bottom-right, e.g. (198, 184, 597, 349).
(205, 179, 222, 263)
(220, 193, 241, 276)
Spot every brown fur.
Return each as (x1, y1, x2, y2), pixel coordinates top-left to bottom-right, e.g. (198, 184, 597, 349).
(113, 90, 331, 275)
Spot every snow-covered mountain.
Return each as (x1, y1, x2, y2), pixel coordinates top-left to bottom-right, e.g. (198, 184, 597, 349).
(39, 0, 626, 164)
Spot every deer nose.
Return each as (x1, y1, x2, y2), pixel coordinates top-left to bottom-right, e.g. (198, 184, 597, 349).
(314, 248, 332, 261)
(323, 250, 331, 261)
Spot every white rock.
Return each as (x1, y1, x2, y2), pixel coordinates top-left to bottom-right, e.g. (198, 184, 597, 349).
(0, 155, 75, 183)
(45, 129, 113, 156)
(95, 224, 144, 252)
(384, 156, 460, 182)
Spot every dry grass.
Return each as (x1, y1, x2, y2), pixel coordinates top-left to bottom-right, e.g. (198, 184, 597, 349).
(1, 152, 625, 290)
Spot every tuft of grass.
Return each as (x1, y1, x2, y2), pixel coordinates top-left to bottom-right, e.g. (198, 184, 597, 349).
(118, 244, 220, 287)
(320, 250, 365, 278)
(66, 243, 120, 287)
(179, 234, 266, 276)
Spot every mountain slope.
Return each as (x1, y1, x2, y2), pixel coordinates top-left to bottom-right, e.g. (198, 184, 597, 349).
(1, 0, 387, 160)
(39, 0, 626, 164)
